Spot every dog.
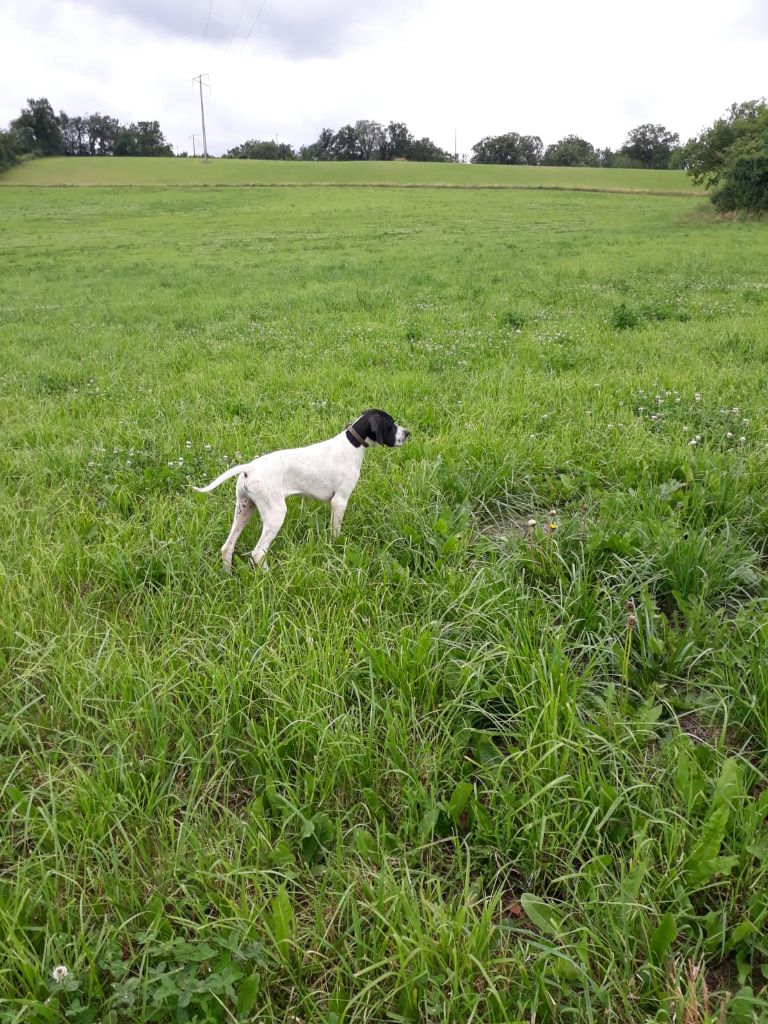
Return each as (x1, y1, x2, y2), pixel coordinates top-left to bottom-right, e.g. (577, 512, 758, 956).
(193, 409, 410, 570)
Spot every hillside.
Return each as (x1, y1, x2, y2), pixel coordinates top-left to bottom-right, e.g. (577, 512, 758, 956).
(0, 155, 704, 193)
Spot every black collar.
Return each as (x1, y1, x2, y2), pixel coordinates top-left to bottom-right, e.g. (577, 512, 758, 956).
(345, 424, 366, 448)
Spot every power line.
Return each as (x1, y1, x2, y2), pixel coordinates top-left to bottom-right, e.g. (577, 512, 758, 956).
(240, 0, 268, 54)
(201, 0, 214, 54)
(223, 0, 251, 55)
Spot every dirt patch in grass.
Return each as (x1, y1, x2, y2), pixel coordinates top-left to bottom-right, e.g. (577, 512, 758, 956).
(478, 512, 559, 544)
(678, 710, 721, 747)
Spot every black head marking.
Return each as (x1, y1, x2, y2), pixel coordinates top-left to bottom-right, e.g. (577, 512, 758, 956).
(347, 409, 398, 448)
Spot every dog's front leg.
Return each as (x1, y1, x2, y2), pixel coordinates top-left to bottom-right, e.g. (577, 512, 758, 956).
(330, 493, 349, 539)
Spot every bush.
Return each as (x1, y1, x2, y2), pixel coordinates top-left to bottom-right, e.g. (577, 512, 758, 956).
(712, 149, 768, 213)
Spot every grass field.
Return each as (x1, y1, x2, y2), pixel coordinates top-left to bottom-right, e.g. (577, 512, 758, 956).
(2, 164, 768, 1023)
(0, 155, 704, 194)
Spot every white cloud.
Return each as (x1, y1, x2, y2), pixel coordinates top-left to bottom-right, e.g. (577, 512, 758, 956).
(1, 0, 766, 157)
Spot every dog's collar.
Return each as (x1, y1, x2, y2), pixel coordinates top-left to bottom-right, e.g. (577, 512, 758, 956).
(345, 424, 368, 448)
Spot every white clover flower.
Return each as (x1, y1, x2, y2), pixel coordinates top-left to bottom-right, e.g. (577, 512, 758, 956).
(694, 393, 701, 402)
(51, 965, 68, 983)
(527, 518, 537, 527)
(740, 436, 746, 443)
(126, 460, 132, 467)
(688, 438, 697, 446)
(205, 444, 212, 450)
(727, 432, 733, 438)
(185, 440, 192, 448)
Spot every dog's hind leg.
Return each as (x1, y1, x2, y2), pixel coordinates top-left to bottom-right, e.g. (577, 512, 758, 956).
(249, 498, 287, 571)
(221, 490, 256, 571)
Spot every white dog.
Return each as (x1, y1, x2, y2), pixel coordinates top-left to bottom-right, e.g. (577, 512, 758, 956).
(193, 409, 410, 569)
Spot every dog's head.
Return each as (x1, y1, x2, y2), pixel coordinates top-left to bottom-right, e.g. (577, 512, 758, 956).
(351, 409, 410, 448)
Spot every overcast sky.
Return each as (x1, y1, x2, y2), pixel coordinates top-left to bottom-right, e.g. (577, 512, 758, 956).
(2, 0, 767, 157)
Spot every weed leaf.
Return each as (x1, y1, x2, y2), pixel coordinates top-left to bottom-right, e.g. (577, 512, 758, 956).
(520, 893, 564, 937)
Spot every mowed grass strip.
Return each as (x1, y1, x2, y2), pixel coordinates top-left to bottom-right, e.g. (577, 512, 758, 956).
(1, 181, 767, 1022)
(0, 154, 705, 194)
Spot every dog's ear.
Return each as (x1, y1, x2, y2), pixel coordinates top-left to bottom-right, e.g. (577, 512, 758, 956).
(369, 411, 397, 447)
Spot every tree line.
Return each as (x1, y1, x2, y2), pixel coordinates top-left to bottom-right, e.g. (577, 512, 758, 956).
(2, 96, 767, 212)
(224, 121, 452, 162)
(223, 121, 682, 168)
(0, 97, 172, 170)
(471, 124, 681, 169)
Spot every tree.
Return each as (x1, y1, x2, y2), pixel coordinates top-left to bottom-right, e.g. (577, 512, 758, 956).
(354, 120, 385, 160)
(679, 100, 768, 212)
(471, 132, 543, 165)
(383, 121, 413, 158)
(620, 123, 680, 169)
(298, 120, 452, 162)
(406, 136, 450, 162)
(331, 124, 363, 160)
(60, 112, 89, 156)
(595, 147, 618, 167)
(0, 129, 20, 171)
(114, 121, 173, 156)
(542, 135, 598, 167)
(298, 128, 334, 160)
(86, 113, 120, 155)
(681, 99, 768, 186)
(10, 98, 62, 155)
(315, 128, 335, 160)
(224, 139, 296, 160)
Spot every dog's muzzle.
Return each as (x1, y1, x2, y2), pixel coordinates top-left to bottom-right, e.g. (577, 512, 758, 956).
(395, 426, 410, 446)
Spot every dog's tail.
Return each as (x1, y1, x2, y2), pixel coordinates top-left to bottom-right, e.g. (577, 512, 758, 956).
(192, 463, 250, 494)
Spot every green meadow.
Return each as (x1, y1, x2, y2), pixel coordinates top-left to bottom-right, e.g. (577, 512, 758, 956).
(1, 160, 767, 1023)
(0, 155, 703, 193)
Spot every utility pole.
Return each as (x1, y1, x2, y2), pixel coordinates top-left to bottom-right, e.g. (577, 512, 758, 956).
(189, 132, 199, 157)
(192, 74, 210, 163)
